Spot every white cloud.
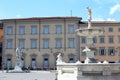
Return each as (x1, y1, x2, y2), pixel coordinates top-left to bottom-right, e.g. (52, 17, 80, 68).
(107, 18, 116, 21)
(110, 4, 120, 15)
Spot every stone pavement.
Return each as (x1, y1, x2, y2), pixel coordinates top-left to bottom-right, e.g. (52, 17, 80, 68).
(0, 70, 56, 80)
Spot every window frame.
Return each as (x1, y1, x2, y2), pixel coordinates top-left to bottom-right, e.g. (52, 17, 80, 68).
(43, 25, 49, 34)
(19, 26, 25, 35)
(31, 39, 37, 49)
(109, 28, 113, 32)
(56, 25, 62, 34)
(108, 47, 115, 56)
(118, 36, 120, 43)
(43, 39, 49, 49)
(68, 38, 74, 48)
(31, 58, 36, 69)
(19, 39, 25, 48)
(81, 36, 86, 44)
(99, 48, 106, 56)
(109, 36, 114, 43)
(56, 38, 62, 48)
(93, 37, 97, 43)
(99, 36, 104, 43)
(7, 39, 13, 49)
(7, 26, 13, 35)
(6, 58, 12, 68)
(68, 25, 74, 34)
(31, 25, 37, 34)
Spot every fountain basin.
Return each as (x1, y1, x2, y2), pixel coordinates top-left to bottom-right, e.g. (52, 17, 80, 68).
(76, 27, 104, 38)
(57, 62, 120, 80)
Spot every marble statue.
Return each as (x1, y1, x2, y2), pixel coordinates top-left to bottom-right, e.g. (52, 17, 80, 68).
(56, 53, 63, 63)
(16, 48, 23, 66)
(87, 7, 92, 29)
(82, 46, 91, 52)
(16, 47, 22, 58)
(13, 47, 23, 72)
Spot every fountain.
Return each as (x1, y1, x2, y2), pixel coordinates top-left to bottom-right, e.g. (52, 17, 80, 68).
(76, 7, 103, 63)
(56, 7, 120, 80)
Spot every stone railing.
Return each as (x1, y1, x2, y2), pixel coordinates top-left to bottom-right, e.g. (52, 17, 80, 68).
(57, 61, 120, 80)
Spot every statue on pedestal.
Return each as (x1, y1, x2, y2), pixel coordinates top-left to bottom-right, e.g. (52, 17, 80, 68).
(87, 7, 92, 29)
(11, 47, 23, 72)
(56, 53, 63, 64)
(16, 47, 23, 67)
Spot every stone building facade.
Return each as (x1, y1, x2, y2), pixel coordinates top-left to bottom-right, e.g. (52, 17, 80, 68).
(0, 22, 2, 69)
(79, 21, 120, 63)
(1, 17, 120, 70)
(2, 17, 81, 69)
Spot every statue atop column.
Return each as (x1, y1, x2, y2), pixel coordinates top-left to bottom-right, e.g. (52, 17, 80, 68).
(87, 7, 92, 29)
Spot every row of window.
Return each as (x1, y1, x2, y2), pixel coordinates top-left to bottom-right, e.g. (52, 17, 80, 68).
(7, 25, 74, 35)
(7, 38, 75, 49)
(81, 36, 120, 43)
(6, 57, 74, 69)
(81, 48, 116, 56)
(108, 27, 120, 32)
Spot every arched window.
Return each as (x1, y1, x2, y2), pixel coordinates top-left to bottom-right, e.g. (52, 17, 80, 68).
(31, 58, 36, 69)
(6, 58, 12, 69)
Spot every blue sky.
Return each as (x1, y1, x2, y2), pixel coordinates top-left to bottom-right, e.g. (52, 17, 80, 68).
(0, 0, 120, 21)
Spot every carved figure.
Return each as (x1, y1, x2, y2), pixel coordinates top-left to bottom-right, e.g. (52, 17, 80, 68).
(56, 53, 63, 63)
(87, 7, 92, 28)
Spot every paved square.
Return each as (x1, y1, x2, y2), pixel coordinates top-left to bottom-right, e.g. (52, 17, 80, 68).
(0, 71, 56, 80)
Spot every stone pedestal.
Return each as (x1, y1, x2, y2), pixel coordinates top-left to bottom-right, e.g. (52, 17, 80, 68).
(57, 62, 120, 80)
(103, 67, 111, 76)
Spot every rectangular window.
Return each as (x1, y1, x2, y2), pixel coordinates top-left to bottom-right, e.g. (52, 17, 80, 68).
(19, 26, 25, 35)
(31, 58, 36, 69)
(68, 38, 74, 48)
(21, 58, 25, 66)
(118, 28, 120, 32)
(6, 58, 12, 68)
(31, 25, 37, 34)
(68, 25, 74, 33)
(43, 39, 49, 48)
(93, 37, 97, 43)
(43, 58, 49, 67)
(19, 39, 25, 48)
(7, 39, 13, 49)
(118, 36, 120, 43)
(43, 25, 49, 34)
(56, 25, 62, 34)
(81, 36, 86, 43)
(69, 58, 74, 63)
(109, 28, 113, 32)
(99, 36, 104, 43)
(108, 48, 115, 56)
(99, 48, 106, 55)
(109, 36, 114, 43)
(56, 39, 62, 48)
(31, 39, 37, 48)
(7, 26, 13, 35)
(94, 51, 97, 56)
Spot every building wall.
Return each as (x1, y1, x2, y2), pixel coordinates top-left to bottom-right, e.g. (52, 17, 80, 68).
(79, 22, 120, 62)
(2, 17, 81, 69)
(2, 18, 120, 69)
(0, 23, 2, 69)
